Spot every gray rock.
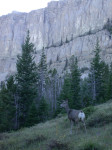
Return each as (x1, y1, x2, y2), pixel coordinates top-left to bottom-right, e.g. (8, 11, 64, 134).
(0, 0, 112, 81)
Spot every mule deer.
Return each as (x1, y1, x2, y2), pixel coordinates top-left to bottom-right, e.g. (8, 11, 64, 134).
(60, 100, 86, 134)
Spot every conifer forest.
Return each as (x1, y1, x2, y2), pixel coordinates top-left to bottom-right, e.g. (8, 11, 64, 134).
(0, 32, 112, 132)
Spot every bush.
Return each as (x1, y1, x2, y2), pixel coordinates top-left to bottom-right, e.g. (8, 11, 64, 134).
(83, 106, 96, 119)
(47, 140, 70, 150)
(25, 135, 46, 146)
(86, 106, 112, 127)
(79, 141, 104, 150)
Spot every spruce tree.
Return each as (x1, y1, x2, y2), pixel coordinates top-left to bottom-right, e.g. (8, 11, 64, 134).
(16, 31, 38, 127)
(0, 82, 9, 131)
(89, 39, 110, 104)
(38, 97, 49, 122)
(0, 76, 17, 131)
(100, 62, 109, 102)
(51, 68, 59, 111)
(56, 73, 71, 116)
(70, 56, 81, 109)
(89, 39, 102, 103)
(108, 63, 112, 100)
(80, 78, 91, 107)
(60, 73, 71, 101)
(47, 68, 60, 114)
(38, 47, 47, 98)
(26, 102, 39, 127)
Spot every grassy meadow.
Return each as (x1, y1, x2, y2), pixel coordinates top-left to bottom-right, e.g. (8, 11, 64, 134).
(0, 101, 112, 150)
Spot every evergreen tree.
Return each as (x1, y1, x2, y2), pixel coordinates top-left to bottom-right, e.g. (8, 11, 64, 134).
(51, 69, 59, 111)
(59, 73, 71, 101)
(26, 102, 39, 127)
(70, 56, 81, 109)
(0, 76, 17, 131)
(89, 39, 102, 103)
(80, 78, 91, 107)
(108, 63, 112, 100)
(100, 62, 109, 102)
(57, 56, 81, 111)
(89, 39, 110, 104)
(16, 31, 38, 127)
(38, 97, 49, 122)
(56, 73, 71, 116)
(0, 82, 9, 131)
(38, 47, 47, 98)
(47, 68, 61, 115)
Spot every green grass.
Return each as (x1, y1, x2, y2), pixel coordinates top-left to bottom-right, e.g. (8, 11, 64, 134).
(1, 101, 112, 150)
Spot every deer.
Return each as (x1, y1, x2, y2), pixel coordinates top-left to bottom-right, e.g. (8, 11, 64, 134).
(60, 100, 87, 134)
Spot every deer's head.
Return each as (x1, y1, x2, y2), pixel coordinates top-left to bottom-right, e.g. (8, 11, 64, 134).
(60, 100, 68, 108)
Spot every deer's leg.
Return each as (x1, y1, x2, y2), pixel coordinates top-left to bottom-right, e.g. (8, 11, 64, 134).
(83, 120, 87, 133)
(75, 120, 79, 134)
(70, 120, 74, 134)
(77, 122, 80, 131)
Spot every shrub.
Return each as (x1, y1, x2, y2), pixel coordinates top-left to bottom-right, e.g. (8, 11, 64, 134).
(47, 140, 70, 150)
(25, 135, 46, 146)
(79, 141, 104, 150)
(0, 133, 9, 141)
(0, 143, 7, 150)
(86, 106, 112, 127)
(83, 106, 96, 119)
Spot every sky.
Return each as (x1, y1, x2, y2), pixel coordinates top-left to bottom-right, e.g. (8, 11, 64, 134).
(0, 0, 55, 16)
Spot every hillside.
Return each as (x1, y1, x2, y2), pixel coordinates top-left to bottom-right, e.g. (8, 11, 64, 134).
(0, 101, 112, 150)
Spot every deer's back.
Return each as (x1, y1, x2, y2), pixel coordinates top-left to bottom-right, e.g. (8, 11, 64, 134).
(68, 109, 82, 121)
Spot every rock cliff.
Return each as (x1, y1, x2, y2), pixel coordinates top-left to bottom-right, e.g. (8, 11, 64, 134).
(0, 0, 112, 81)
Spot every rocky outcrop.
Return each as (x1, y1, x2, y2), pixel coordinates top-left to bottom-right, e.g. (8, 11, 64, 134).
(0, 0, 112, 81)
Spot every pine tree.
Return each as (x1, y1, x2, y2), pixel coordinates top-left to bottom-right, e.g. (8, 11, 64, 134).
(80, 78, 91, 107)
(38, 47, 47, 98)
(70, 56, 81, 109)
(60, 73, 71, 101)
(108, 63, 112, 100)
(47, 68, 61, 115)
(0, 76, 17, 131)
(89, 39, 102, 103)
(89, 39, 110, 104)
(0, 82, 9, 131)
(38, 97, 49, 122)
(56, 73, 71, 116)
(26, 102, 39, 127)
(16, 31, 38, 127)
(100, 62, 109, 102)
(51, 69, 59, 111)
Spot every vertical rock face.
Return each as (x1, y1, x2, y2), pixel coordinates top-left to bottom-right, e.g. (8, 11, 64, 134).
(0, 0, 112, 81)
